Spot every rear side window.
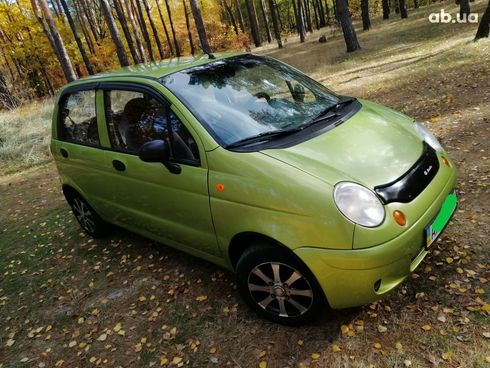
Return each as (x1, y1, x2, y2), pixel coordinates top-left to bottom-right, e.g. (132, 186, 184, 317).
(60, 90, 99, 145)
(104, 89, 200, 164)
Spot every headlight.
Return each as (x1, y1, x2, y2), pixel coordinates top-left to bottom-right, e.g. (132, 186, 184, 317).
(413, 122, 444, 152)
(333, 182, 385, 227)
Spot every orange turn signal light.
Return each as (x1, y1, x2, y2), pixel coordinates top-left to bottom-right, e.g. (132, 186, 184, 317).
(442, 156, 450, 167)
(393, 210, 406, 226)
(215, 184, 225, 192)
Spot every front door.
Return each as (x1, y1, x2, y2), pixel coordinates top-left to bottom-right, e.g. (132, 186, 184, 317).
(98, 86, 219, 257)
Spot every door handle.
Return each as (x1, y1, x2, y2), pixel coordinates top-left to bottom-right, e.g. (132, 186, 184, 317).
(112, 160, 126, 171)
(60, 148, 68, 158)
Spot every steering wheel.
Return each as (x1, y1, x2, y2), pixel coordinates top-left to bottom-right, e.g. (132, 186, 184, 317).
(254, 92, 271, 103)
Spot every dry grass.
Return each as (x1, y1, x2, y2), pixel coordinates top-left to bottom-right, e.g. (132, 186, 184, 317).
(1, 1, 489, 367)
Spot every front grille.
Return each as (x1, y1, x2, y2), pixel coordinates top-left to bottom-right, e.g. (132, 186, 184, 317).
(375, 142, 439, 204)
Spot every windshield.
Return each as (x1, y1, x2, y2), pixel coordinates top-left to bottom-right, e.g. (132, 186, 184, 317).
(159, 55, 339, 146)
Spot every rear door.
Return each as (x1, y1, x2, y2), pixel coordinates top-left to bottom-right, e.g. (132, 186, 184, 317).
(97, 83, 219, 257)
(52, 87, 111, 212)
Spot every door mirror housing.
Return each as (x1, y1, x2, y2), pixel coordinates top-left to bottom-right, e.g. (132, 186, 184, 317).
(138, 140, 181, 174)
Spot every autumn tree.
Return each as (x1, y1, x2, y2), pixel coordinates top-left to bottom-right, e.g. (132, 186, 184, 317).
(189, 0, 212, 53)
(336, 0, 361, 52)
(246, 0, 262, 46)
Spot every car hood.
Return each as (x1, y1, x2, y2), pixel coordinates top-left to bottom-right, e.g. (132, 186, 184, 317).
(262, 100, 424, 188)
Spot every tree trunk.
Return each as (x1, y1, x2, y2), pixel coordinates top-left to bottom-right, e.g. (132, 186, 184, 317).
(312, 0, 320, 30)
(259, 0, 273, 43)
(245, 0, 262, 47)
(361, 0, 371, 30)
(113, 0, 140, 64)
(163, 0, 182, 56)
(133, 0, 155, 61)
(414, 0, 419, 8)
(73, 0, 95, 54)
(267, 0, 283, 47)
(335, 0, 360, 52)
(0, 72, 19, 110)
(332, 0, 338, 19)
(155, 0, 175, 56)
(459, 0, 470, 19)
(474, 0, 490, 40)
(36, 0, 77, 82)
(233, 0, 246, 31)
(304, 0, 313, 32)
(60, 0, 95, 74)
(125, 0, 147, 63)
(324, 0, 331, 24)
(382, 0, 390, 19)
(297, 0, 306, 42)
(100, 0, 130, 67)
(141, 0, 165, 59)
(79, 0, 100, 42)
(399, 0, 408, 18)
(189, 0, 212, 53)
(183, 0, 196, 54)
(222, 0, 239, 34)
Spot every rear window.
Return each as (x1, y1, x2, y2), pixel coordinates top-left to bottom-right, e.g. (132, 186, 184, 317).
(60, 90, 99, 145)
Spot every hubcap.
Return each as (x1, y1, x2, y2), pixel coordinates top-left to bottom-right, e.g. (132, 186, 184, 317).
(72, 198, 96, 233)
(247, 262, 314, 318)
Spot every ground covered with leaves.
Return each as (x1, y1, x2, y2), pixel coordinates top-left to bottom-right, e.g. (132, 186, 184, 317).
(1, 1, 489, 367)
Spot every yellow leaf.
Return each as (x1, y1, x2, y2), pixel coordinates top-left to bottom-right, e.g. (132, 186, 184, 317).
(97, 333, 107, 341)
(259, 362, 267, 368)
(45, 325, 52, 332)
(377, 325, 388, 333)
(160, 357, 168, 366)
(134, 343, 143, 353)
(77, 317, 85, 325)
(340, 324, 349, 334)
(311, 353, 321, 359)
(446, 257, 454, 264)
(172, 356, 183, 364)
(89, 357, 97, 363)
(55, 360, 64, 366)
(485, 357, 490, 363)
(113, 323, 122, 332)
(441, 351, 453, 360)
(68, 340, 77, 348)
(332, 344, 341, 352)
(196, 295, 208, 302)
(297, 339, 304, 346)
(373, 342, 382, 349)
(6, 339, 15, 347)
(395, 342, 403, 351)
(481, 304, 490, 311)
(138, 296, 147, 302)
(209, 347, 217, 354)
(421, 325, 431, 331)
(259, 351, 266, 358)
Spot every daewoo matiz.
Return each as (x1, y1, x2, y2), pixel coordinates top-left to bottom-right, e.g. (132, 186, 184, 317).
(51, 53, 457, 324)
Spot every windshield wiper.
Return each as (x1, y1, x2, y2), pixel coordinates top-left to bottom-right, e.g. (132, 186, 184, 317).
(307, 96, 357, 126)
(225, 127, 303, 148)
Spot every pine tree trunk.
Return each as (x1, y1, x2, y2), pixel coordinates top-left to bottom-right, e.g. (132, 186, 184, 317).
(297, 0, 306, 42)
(183, 0, 196, 54)
(189, 0, 212, 53)
(312, 0, 320, 30)
(259, 0, 273, 43)
(73, 0, 95, 54)
(36, 0, 77, 81)
(324, 0, 331, 24)
(361, 0, 371, 30)
(133, 0, 155, 61)
(245, 0, 262, 46)
(222, 0, 239, 34)
(141, 0, 165, 59)
(399, 0, 408, 18)
(79, 0, 100, 42)
(304, 0, 313, 32)
(60, 0, 95, 74)
(267, 0, 283, 47)
(113, 0, 140, 64)
(335, 0, 360, 52)
(163, 0, 182, 56)
(155, 0, 175, 56)
(459, 0, 470, 18)
(233, 0, 246, 31)
(382, 0, 390, 19)
(474, 0, 490, 40)
(100, 0, 130, 67)
(332, 0, 338, 20)
(414, 0, 419, 8)
(125, 0, 147, 63)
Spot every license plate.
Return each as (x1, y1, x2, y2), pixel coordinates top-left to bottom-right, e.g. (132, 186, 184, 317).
(425, 191, 457, 249)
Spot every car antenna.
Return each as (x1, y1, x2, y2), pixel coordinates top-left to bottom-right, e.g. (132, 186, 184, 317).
(207, 53, 216, 59)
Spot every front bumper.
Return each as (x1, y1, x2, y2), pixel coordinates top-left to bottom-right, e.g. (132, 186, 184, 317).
(294, 165, 457, 309)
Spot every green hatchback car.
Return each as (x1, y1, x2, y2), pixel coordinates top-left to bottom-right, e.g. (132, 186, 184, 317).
(51, 53, 457, 324)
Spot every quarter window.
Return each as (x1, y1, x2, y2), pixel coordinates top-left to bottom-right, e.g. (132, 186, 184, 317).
(104, 90, 199, 164)
(60, 90, 99, 145)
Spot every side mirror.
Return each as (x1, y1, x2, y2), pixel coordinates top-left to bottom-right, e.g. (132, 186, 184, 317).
(138, 140, 181, 174)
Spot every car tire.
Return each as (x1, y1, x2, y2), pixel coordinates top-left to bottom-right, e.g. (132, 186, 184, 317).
(236, 242, 326, 325)
(67, 192, 109, 238)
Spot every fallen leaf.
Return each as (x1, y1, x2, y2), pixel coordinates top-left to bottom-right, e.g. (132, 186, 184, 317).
(196, 295, 208, 302)
(421, 325, 431, 331)
(259, 362, 267, 368)
(377, 325, 388, 333)
(373, 342, 382, 349)
(332, 344, 341, 352)
(311, 353, 321, 359)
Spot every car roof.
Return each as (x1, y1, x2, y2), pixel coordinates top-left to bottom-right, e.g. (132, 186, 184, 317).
(70, 51, 247, 84)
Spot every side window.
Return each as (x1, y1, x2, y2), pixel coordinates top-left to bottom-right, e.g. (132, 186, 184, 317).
(104, 90, 200, 164)
(60, 90, 99, 145)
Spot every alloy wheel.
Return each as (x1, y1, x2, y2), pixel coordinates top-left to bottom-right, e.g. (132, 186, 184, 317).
(72, 198, 96, 233)
(247, 262, 314, 318)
